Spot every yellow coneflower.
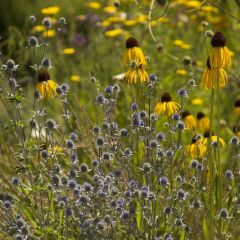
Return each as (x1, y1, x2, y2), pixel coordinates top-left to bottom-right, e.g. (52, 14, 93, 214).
(182, 111, 197, 129)
(233, 126, 240, 139)
(196, 112, 210, 131)
(209, 32, 231, 69)
(124, 67, 148, 84)
(185, 136, 207, 159)
(201, 58, 228, 89)
(154, 92, 180, 116)
(234, 100, 240, 117)
(36, 69, 58, 98)
(199, 131, 225, 147)
(123, 36, 147, 67)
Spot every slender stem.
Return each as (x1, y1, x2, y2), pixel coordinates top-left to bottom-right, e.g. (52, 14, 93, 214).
(208, 88, 215, 238)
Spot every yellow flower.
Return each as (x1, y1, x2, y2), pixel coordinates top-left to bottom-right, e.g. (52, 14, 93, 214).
(124, 36, 147, 66)
(234, 100, 240, 117)
(43, 29, 56, 38)
(86, 2, 101, 9)
(196, 112, 210, 131)
(201, 58, 228, 89)
(34, 25, 46, 32)
(124, 68, 148, 84)
(36, 70, 58, 98)
(182, 111, 197, 129)
(186, 136, 206, 159)
(174, 39, 184, 46)
(176, 69, 187, 75)
(181, 44, 191, 49)
(123, 20, 138, 26)
(103, 5, 117, 14)
(201, 5, 218, 13)
(233, 126, 240, 138)
(70, 75, 80, 82)
(199, 131, 225, 147)
(105, 29, 124, 38)
(154, 92, 180, 116)
(192, 98, 203, 105)
(185, 1, 201, 8)
(209, 32, 231, 69)
(41, 6, 60, 15)
(48, 145, 63, 154)
(62, 48, 75, 55)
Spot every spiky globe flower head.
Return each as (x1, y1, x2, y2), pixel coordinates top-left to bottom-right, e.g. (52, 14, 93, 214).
(154, 92, 180, 116)
(233, 99, 240, 117)
(28, 36, 39, 48)
(36, 69, 58, 98)
(201, 58, 228, 89)
(182, 111, 196, 130)
(196, 112, 210, 131)
(209, 32, 231, 69)
(185, 136, 206, 159)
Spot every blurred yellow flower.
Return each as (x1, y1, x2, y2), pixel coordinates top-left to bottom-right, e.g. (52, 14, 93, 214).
(43, 29, 56, 38)
(201, 5, 218, 13)
(70, 75, 81, 82)
(123, 20, 138, 26)
(174, 39, 184, 46)
(41, 6, 60, 15)
(181, 44, 191, 49)
(34, 25, 46, 32)
(86, 2, 101, 9)
(103, 5, 117, 14)
(105, 29, 125, 37)
(185, 1, 201, 8)
(155, 92, 180, 116)
(158, 17, 169, 23)
(48, 145, 63, 154)
(176, 69, 187, 75)
(134, 15, 148, 23)
(192, 98, 203, 105)
(63, 48, 75, 55)
(77, 15, 86, 21)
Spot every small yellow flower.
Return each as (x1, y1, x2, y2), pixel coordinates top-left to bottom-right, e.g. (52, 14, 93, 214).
(70, 75, 81, 82)
(62, 48, 75, 55)
(43, 29, 56, 38)
(103, 5, 117, 14)
(197, 112, 210, 131)
(234, 100, 240, 117)
(182, 111, 197, 130)
(105, 29, 124, 38)
(185, 1, 201, 8)
(174, 39, 184, 46)
(181, 44, 191, 49)
(36, 69, 58, 98)
(199, 131, 225, 147)
(123, 19, 138, 26)
(192, 98, 203, 105)
(41, 6, 60, 15)
(34, 25, 46, 32)
(86, 2, 101, 9)
(176, 69, 187, 75)
(154, 92, 180, 116)
(186, 136, 206, 159)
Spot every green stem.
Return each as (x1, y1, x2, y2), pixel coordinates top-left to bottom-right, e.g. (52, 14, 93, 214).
(208, 88, 215, 239)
